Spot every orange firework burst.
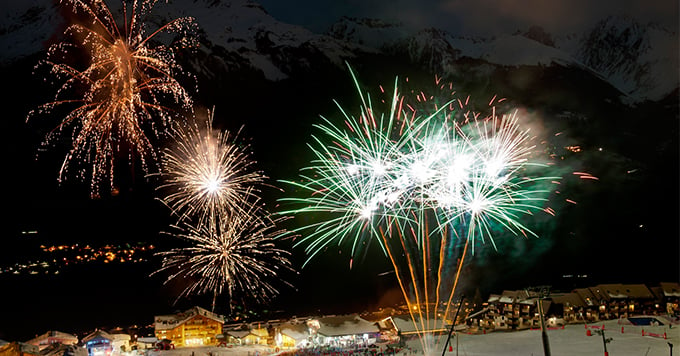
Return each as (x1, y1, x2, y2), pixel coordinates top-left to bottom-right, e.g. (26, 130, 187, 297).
(29, 0, 198, 196)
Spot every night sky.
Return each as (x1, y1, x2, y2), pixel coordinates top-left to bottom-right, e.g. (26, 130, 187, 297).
(1, 0, 678, 344)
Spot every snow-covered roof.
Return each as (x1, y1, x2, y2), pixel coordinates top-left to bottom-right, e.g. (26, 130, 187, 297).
(375, 317, 397, 331)
(316, 314, 379, 337)
(81, 330, 112, 343)
(26, 331, 78, 346)
(572, 288, 599, 305)
(38, 343, 87, 356)
(487, 294, 501, 303)
(390, 314, 449, 334)
(466, 307, 489, 320)
(279, 323, 309, 341)
(493, 290, 537, 304)
(108, 334, 130, 341)
(550, 292, 587, 307)
(224, 330, 250, 339)
(591, 284, 655, 299)
(154, 306, 225, 330)
(136, 337, 158, 344)
(660, 282, 680, 297)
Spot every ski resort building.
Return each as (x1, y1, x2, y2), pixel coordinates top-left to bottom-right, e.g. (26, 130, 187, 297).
(25, 331, 77, 351)
(154, 306, 225, 347)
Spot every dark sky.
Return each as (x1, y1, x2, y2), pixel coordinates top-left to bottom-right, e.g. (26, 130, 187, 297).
(1, 0, 679, 344)
(259, 0, 678, 35)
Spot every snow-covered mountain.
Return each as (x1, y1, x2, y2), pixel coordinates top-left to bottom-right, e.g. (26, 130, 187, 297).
(571, 16, 679, 102)
(327, 15, 679, 103)
(1, 0, 677, 103)
(0, 0, 372, 81)
(153, 0, 375, 81)
(0, 0, 63, 62)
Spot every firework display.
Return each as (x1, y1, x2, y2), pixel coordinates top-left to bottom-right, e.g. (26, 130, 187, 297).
(153, 202, 293, 309)
(152, 106, 291, 310)
(156, 108, 266, 225)
(28, 0, 197, 196)
(279, 67, 562, 354)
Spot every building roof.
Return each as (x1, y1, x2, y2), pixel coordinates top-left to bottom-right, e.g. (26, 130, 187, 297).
(659, 282, 680, 297)
(136, 337, 158, 345)
(154, 306, 225, 330)
(375, 317, 397, 331)
(550, 292, 587, 307)
(315, 314, 379, 337)
(279, 323, 309, 341)
(489, 290, 538, 305)
(81, 330, 112, 344)
(224, 330, 251, 339)
(590, 284, 655, 299)
(572, 288, 599, 306)
(390, 314, 449, 334)
(38, 343, 87, 356)
(25, 331, 78, 347)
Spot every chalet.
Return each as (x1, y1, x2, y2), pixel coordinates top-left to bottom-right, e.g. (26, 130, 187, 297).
(276, 322, 310, 349)
(81, 330, 113, 356)
(37, 343, 87, 356)
(242, 325, 269, 346)
(221, 324, 249, 346)
(549, 292, 587, 323)
(25, 332, 77, 351)
(312, 314, 380, 347)
(588, 284, 656, 318)
(484, 290, 543, 330)
(656, 282, 680, 316)
(572, 287, 602, 322)
(154, 306, 225, 347)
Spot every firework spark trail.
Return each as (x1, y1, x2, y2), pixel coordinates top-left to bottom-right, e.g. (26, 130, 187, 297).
(28, 0, 198, 196)
(155, 108, 267, 226)
(152, 104, 292, 310)
(153, 202, 293, 310)
(280, 75, 447, 265)
(280, 65, 566, 355)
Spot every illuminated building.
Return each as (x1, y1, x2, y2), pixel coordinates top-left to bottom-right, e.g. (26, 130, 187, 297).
(81, 331, 113, 356)
(657, 282, 680, 316)
(276, 323, 310, 349)
(0, 341, 39, 356)
(154, 306, 225, 347)
(25, 331, 78, 351)
(241, 328, 269, 346)
(80, 331, 130, 356)
(313, 314, 380, 347)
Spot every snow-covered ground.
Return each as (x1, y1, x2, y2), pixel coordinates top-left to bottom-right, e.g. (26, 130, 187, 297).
(148, 319, 678, 356)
